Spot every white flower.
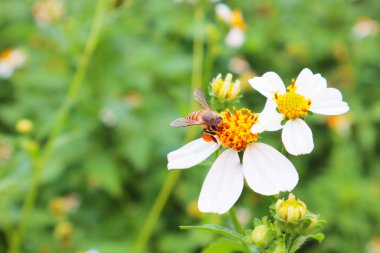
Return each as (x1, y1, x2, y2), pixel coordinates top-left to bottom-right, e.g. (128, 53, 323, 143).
(215, 3, 246, 48)
(168, 108, 298, 214)
(249, 68, 350, 156)
(0, 48, 26, 79)
(352, 17, 378, 40)
(34, 0, 65, 27)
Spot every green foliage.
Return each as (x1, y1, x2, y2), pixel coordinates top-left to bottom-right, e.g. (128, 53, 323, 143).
(1, 0, 380, 252)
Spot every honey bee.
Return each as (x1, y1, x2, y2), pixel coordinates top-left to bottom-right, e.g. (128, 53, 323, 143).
(170, 88, 223, 143)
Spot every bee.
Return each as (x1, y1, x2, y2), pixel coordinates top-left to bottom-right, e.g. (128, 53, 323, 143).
(170, 88, 223, 143)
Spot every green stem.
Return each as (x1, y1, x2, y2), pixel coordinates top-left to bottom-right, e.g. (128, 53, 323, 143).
(7, 1, 108, 252)
(229, 208, 243, 234)
(131, 2, 205, 253)
(229, 208, 252, 253)
(132, 170, 181, 253)
(191, 0, 205, 94)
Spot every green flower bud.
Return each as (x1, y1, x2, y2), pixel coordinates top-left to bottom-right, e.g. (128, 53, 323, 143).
(303, 213, 319, 234)
(251, 224, 273, 247)
(269, 240, 286, 253)
(276, 193, 307, 222)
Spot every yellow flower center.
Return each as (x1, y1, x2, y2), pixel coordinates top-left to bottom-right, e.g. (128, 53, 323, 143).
(274, 79, 311, 119)
(231, 9, 246, 30)
(216, 108, 258, 151)
(0, 49, 12, 60)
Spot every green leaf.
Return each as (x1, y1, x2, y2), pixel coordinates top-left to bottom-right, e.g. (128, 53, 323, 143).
(289, 233, 325, 253)
(289, 236, 308, 253)
(309, 233, 325, 242)
(180, 224, 248, 243)
(202, 238, 244, 253)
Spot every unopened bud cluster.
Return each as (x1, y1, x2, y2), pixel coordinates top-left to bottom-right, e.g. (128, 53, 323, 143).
(246, 194, 325, 253)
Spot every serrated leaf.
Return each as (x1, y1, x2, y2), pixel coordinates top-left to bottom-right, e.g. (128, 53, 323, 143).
(289, 233, 325, 253)
(289, 236, 308, 253)
(180, 224, 247, 243)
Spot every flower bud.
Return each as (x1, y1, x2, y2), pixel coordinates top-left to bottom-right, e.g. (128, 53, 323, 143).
(54, 221, 73, 245)
(16, 119, 33, 134)
(269, 240, 286, 253)
(250, 224, 273, 247)
(276, 193, 307, 222)
(210, 73, 241, 101)
(303, 213, 319, 234)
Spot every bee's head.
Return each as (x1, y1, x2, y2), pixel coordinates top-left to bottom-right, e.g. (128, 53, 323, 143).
(210, 115, 223, 131)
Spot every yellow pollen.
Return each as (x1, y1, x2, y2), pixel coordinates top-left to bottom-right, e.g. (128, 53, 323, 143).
(216, 108, 258, 151)
(231, 9, 246, 30)
(274, 80, 311, 119)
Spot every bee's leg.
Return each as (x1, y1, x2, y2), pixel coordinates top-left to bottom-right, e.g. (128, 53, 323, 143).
(201, 130, 218, 143)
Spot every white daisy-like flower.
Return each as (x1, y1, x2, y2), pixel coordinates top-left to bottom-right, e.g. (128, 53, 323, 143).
(168, 107, 298, 214)
(249, 68, 350, 156)
(215, 3, 246, 48)
(0, 48, 26, 79)
(33, 0, 65, 27)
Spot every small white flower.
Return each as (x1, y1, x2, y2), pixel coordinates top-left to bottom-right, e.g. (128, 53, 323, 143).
(225, 27, 245, 48)
(215, 3, 246, 48)
(168, 108, 298, 214)
(34, 0, 65, 27)
(0, 48, 26, 79)
(352, 17, 378, 40)
(249, 68, 350, 156)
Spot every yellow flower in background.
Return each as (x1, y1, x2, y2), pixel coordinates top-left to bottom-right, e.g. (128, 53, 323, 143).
(54, 221, 74, 245)
(326, 114, 352, 136)
(215, 3, 246, 48)
(0, 48, 26, 79)
(210, 73, 241, 100)
(16, 119, 34, 134)
(34, 0, 65, 27)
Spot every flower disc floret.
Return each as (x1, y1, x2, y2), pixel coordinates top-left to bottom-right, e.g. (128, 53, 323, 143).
(217, 108, 258, 151)
(274, 80, 311, 119)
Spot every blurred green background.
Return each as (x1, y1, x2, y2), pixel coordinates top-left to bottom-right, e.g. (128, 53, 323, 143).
(1, 0, 380, 252)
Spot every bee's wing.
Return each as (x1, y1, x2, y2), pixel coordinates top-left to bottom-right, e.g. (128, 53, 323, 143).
(170, 118, 203, 127)
(194, 88, 211, 110)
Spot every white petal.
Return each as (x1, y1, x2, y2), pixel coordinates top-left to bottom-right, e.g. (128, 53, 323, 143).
(215, 3, 232, 24)
(0, 63, 13, 78)
(249, 72, 286, 99)
(310, 88, 349, 115)
(242, 143, 298, 195)
(225, 28, 245, 48)
(282, 119, 314, 156)
(198, 149, 244, 214)
(296, 69, 327, 99)
(251, 99, 284, 134)
(167, 138, 220, 169)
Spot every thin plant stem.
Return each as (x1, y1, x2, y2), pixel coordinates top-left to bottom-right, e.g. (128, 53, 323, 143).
(132, 1, 205, 253)
(131, 170, 181, 253)
(229, 208, 243, 234)
(229, 208, 252, 253)
(7, 1, 108, 252)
